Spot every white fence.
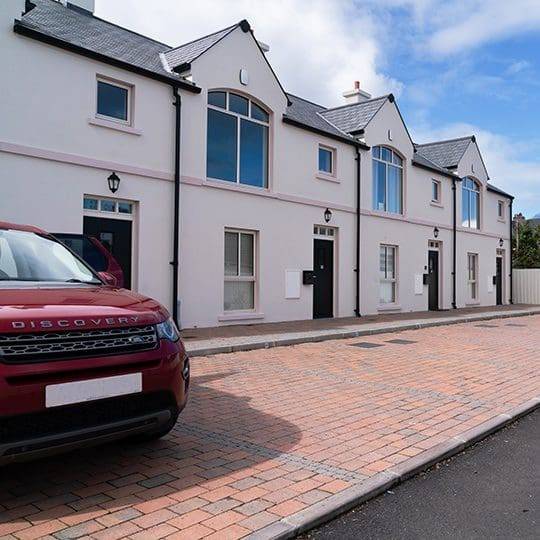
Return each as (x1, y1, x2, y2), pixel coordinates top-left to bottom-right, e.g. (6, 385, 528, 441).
(514, 269, 540, 304)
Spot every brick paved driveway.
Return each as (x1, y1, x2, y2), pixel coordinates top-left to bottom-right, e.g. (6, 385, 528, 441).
(1, 316, 539, 539)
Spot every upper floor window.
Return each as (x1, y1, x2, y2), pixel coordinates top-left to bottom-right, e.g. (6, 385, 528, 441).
(462, 177, 480, 229)
(372, 146, 403, 214)
(431, 179, 441, 204)
(498, 200, 505, 220)
(97, 79, 131, 124)
(207, 91, 269, 188)
(318, 146, 335, 175)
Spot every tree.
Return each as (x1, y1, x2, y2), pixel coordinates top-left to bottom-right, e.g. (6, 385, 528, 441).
(513, 222, 540, 268)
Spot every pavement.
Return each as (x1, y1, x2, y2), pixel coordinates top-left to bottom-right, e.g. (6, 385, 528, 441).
(1, 314, 539, 539)
(301, 408, 539, 540)
(181, 305, 540, 357)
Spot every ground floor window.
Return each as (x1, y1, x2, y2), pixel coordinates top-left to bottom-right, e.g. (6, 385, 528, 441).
(468, 253, 478, 300)
(224, 230, 256, 311)
(380, 245, 397, 304)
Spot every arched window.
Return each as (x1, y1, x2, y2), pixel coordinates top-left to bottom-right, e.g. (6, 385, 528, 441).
(372, 146, 403, 214)
(207, 90, 269, 188)
(462, 177, 480, 229)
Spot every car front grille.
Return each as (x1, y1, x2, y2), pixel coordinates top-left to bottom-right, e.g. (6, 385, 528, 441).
(0, 325, 158, 364)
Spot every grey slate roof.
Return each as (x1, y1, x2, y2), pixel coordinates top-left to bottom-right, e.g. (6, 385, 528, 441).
(319, 96, 389, 134)
(284, 94, 357, 142)
(412, 153, 458, 178)
(487, 183, 514, 199)
(163, 24, 238, 70)
(16, 0, 181, 83)
(415, 136, 473, 169)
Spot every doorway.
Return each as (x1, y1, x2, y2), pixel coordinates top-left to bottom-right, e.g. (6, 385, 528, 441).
(313, 238, 334, 319)
(83, 216, 133, 289)
(496, 256, 503, 305)
(428, 249, 439, 311)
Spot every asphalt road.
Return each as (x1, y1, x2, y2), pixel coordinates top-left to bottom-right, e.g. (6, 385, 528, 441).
(301, 409, 539, 540)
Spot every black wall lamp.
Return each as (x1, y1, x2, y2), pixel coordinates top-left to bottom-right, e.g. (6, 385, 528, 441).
(433, 226, 439, 238)
(324, 208, 332, 223)
(107, 172, 121, 194)
(499, 238, 504, 247)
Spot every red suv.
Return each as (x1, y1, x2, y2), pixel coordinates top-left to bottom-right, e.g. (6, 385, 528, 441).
(0, 221, 189, 464)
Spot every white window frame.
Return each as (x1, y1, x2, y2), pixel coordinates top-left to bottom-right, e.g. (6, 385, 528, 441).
(317, 145, 336, 177)
(431, 179, 442, 204)
(224, 229, 257, 313)
(462, 177, 481, 229)
(83, 196, 134, 219)
(372, 146, 404, 215)
(379, 244, 398, 305)
(497, 200, 505, 221)
(207, 91, 270, 188)
(96, 76, 133, 126)
(468, 253, 478, 300)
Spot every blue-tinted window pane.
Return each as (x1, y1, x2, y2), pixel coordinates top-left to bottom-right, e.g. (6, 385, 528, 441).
(97, 81, 128, 121)
(381, 147, 392, 163)
(372, 146, 381, 159)
(462, 186, 470, 226)
(251, 103, 269, 122)
(207, 109, 237, 182)
(83, 197, 98, 210)
(470, 191, 478, 229)
(208, 91, 226, 108)
(100, 199, 116, 212)
(388, 165, 402, 213)
(229, 94, 249, 116)
(373, 160, 386, 211)
(319, 148, 332, 173)
(240, 119, 268, 187)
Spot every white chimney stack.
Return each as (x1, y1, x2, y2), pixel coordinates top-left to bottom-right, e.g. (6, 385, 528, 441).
(67, 0, 95, 13)
(343, 81, 372, 104)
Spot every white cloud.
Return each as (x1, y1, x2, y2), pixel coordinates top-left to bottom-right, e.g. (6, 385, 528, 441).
(413, 123, 540, 216)
(506, 60, 532, 75)
(96, 0, 402, 106)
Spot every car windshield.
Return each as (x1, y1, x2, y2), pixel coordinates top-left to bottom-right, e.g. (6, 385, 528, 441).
(0, 229, 100, 284)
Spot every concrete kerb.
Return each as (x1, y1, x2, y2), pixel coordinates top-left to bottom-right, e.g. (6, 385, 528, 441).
(187, 309, 540, 358)
(249, 397, 540, 540)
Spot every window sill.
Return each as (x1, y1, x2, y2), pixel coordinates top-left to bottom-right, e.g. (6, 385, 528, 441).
(430, 201, 443, 208)
(465, 301, 480, 306)
(218, 312, 265, 322)
(88, 118, 142, 136)
(315, 173, 340, 184)
(205, 178, 269, 194)
(497, 218, 506, 223)
(377, 304, 402, 312)
(370, 210, 405, 219)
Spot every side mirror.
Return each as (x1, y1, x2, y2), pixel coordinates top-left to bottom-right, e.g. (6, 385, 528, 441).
(97, 271, 118, 287)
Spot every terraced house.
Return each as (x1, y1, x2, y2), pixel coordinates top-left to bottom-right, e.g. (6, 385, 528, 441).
(0, 0, 514, 328)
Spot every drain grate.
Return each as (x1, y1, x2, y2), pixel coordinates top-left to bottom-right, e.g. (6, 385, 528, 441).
(475, 324, 499, 328)
(505, 323, 526, 327)
(386, 339, 417, 345)
(350, 342, 384, 348)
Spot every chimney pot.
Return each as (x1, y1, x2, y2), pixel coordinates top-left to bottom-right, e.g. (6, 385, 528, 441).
(354, 81, 360, 90)
(343, 81, 371, 105)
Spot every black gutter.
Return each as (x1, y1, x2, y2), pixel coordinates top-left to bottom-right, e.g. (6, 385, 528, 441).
(452, 178, 457, 309)
(282, 116, 370, 150)
(171, 88, 181, 326)
(13, 21, 201, 93)
(509, 199, 514, 304)
(354, 150, 361, 316)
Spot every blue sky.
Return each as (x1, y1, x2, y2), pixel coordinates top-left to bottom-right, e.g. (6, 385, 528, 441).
(99, 0, 540, 217)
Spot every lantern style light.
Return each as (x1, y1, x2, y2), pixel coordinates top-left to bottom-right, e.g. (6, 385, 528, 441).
(324, 208, 332, 223)
(499, 238, 504, 247)
(107, 172, 120, 194)
(433, 227, 439, 238)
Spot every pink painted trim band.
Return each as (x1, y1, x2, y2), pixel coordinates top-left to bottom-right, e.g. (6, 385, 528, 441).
(0, 141, 173, 181)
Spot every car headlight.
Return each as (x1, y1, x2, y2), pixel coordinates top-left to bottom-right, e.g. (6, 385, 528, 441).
(156, 317, 180, 342)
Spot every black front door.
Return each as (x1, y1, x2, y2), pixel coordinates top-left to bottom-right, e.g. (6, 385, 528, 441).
(496, 256, 503, 305)
(83, 216, 132, 289)
(313, 239, 333, 319)
(428, 250, 439, 311)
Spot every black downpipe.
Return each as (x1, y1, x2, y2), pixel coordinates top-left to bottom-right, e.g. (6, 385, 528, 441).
(452, 178, 457, 309)
(171, 88, 181, 326)
(509, 199, 514, 304)
(354, 149, 361, 317)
